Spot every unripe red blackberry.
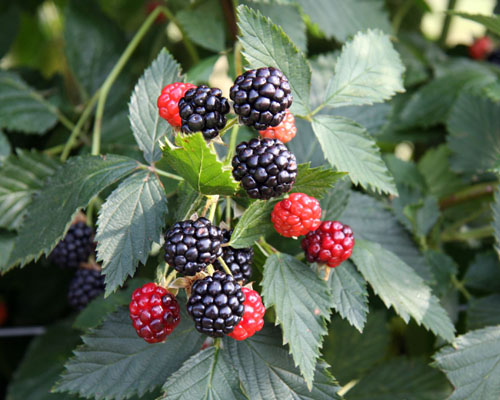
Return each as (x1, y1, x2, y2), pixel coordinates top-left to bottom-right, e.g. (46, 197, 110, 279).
(258, 109, 296, 143)
(164, 217, 223, 276)
(232, 138, 297, 200)
(49, 222, 94, 269)
(187, 271, 245, 337)
(228, 287, 265, 341)
(129, 282, 181, 343)
(213, 229, 253, 284)
(68, 268, 105, 310)
(230, 67, 293, 130)
(157, 82, 197, 127)
(301, 221, 354, 268)
(272, 193, 322, 237)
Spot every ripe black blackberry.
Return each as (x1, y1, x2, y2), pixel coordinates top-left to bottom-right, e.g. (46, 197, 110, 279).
(68, 268, 105, 310)
(49, 221, 94, 268)
(230, 67, 293, 130)
(164, 217, 223, 276)
(214, 230, 253, 283)
(232, 137, 297, 200)
(488, 49, 500, 65)
(187, 271, 245, 337)
(178, 85, 230, 140)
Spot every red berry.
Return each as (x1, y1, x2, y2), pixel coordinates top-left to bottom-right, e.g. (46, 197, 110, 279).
(145, 1, 167, 24)
(0, 300, 7, 326)
(469, 36, 493, 60)
(258, 109, 296, 143)
(228, 287, 265, 341)
(301, 221, 354, 268)
(271, 193, 322, 237)
(157, 82, 197, 128)
(129, 282, 180, 343)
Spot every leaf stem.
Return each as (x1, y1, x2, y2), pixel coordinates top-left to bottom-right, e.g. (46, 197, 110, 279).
(451, 275, 472, 301)
(234, 41, 243, 77)
(219, 117, 238, 138)
(208, 195, 219, 222)
(441, 225, 494, 242)
(392, 0, 413, 34)
(438, 0, 458, 46)
(145, 165, 184, 181)
(44, 144, 65, 156)
(217, 256, 233, 276)
(225, 196, 231, 226)
(439, 182, 496, 209)
(206, 264, 215, 275)
(225, 122, 240, 162)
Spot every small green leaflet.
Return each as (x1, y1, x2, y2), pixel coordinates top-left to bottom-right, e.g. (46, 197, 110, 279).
(0, 71, 59, 135)
(162, 346, 246, 400)
(163, 132, 238, 196)
(6, 155, 138, 270)
(262, 253, 332, 387)
(55, 307, 204, 400)
(312, 115, 397, 195)
(223, 326, 342, 399)
(236, 5, 311, 116)
(96, 170, 167, 295)
(0, 149, 60, 231)
(228, 200, 275, 249)
(433, 325, 500, 400)
(324, 29, 405, 108)
(292, 163, 345, 198)
(351, 239, 455, 342)
(129, 49, 182, 164)
(451, 12, 500, 36)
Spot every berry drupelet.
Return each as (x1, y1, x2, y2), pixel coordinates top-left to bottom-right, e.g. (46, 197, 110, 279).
(230, 67, 293, 130)
(157, 82, 197, 127)
(178, 85, 230, 140)
(232, 138, 297, 200)
(129, 282, 181, 343)
(187, 271, 245, 337)
(272, 193, 322, 237)
(49, 221, 94, 269)
(228, 287, 265, 341)
(68, 268, 105, 310)
(213, 229, 253, 284)
(164, 217, 223, 276)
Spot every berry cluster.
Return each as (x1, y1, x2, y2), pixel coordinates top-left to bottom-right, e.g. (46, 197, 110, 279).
(68, 267, 105, 310)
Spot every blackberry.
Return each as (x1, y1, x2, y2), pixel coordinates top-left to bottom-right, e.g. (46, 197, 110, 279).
(487, 49, 500, 66)
(232, 138, 297, 200)
(178, 85, 230, 140)
(230, 67, 293, 130)
(214, 230, 253, 284)
(187, 271, 245, 337)
(68, 268, 105, 310)
(49, 221, 94, 268)
(164, 217, 223, 276)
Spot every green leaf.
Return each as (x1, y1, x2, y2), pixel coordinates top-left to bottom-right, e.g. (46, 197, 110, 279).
(451, 12, 500, 36)
(346, 358, 452, 400)
(237, 5, 311, 116)
(172, 181, 205, 222)
(447, 92, 500, 174)
(7, 319, 81, 400)
(229, 200, 275, 248)
(433, 325, 500, 400)
(330, 103, 393, 136)
(464, 251, 500, 293)
(287, 118, 325, 166)
(467, 295, 500, 331)
(262, 253, 332, 387)
(0, 130, 11, 165)
(7, 155, 138, 270)
(177, 0, 225, 52)
(0, 4, 19, 58)
(399, 68, 495, 128)
(384, 154, 426, 192)
(327, 260, 368, 332)
(96, 170, 167, 295)
(0, 149, 60, 231)
(323, 312, 389, 384)
(425, 250, 458, 296)
(296, 0, 391, 42)
(129, 49, 182, 164)
(351, 239, 455, 342)
(312, 115, 397, 195)
(223, 326, 342, 399)
(55, 307, 204, 400)
(292, 163, 345, 198)
(0, 231, 15, 271)
(0, 71, 59, 134)
(324, 30, 405, 108)
(484, 81, 500, 103)
(163, 133, 238, 196)
(64, 0, 124, 96)
(162, 346, 246, 400)
(403, 196, 440, 237)
(320, 178, 351, 221)
(493, 188, 500, 256)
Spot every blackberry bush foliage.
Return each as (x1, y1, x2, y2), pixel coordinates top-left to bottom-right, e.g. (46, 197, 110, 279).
(2, 2, 500, 399)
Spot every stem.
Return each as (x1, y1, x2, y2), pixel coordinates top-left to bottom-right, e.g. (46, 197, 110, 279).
(206, 264, 215, 275)
(451, 275, 472, 301)
(219, 117, 238, 138)
(441, 205, 491, 238)
(208, 195, 219, 222)
(441, 226, 494, 242)
(439, 182, 496, 209)
(61, 90, 100, 162)
(255, 241, 270, 258)
(221, 0, 238, 41)
(225, 123, 240, 162)
(234, 41, 243, 77)
(140, 164, 183, 181)
(56, 111, 76, 132)
(258, 238, 277, 255)
(323, 267, 331, 282)
(225, 196, 231, 226)
(438, 0, 458, 46)
(164, 269, 177, 287)
(44, 144, 65, 156)
(392, 0, 413, 34)
(217, 256, 233, 276)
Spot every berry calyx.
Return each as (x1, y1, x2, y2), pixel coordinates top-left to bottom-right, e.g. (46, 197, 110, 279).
(129, 282, 181, 343)
(228, 287, 265, 341)
(164, 217, 223, 276)
(68, 267, 105, 310)
(258, 109, 297, 143)
(301, 221, 354, 268)
(187, 271, 245, 337)
(213, 229, 253, 284)
(469, 36, 493, 60)
(49, 221, 94, 269)
(230, 67, 293, 130)
(157, 82, 197, 128)
(232, 137, 298, 200)
(272, 193, 322, 237)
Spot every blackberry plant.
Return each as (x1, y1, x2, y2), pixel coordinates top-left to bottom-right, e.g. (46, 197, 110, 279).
(2, 1, 500, 400)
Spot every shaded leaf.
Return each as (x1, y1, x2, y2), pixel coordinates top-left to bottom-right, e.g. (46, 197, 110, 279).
(451, 12, 500, 36)
(484, 81, 500, 103)
(320, 178, 351, 221)
(467, 295, 500, 331)
(0, 130, 10, 165)
(292, 163, 345, 198)
(464, 251, 500, 293)
(229, 200, 275, 248)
